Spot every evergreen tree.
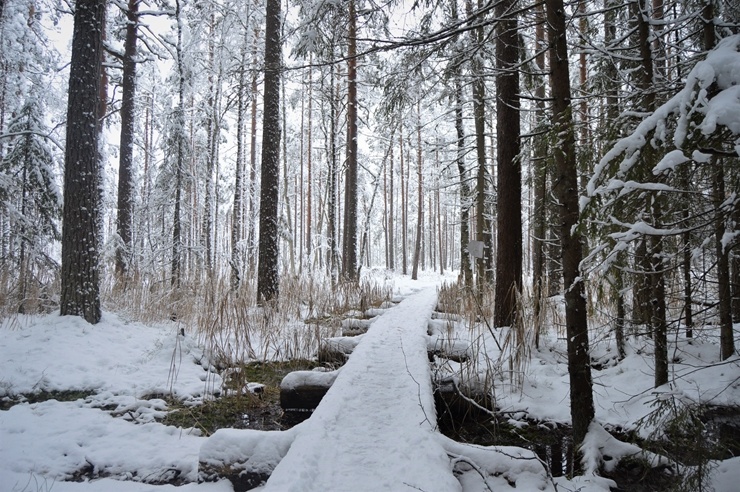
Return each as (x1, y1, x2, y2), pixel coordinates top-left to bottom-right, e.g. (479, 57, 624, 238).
(0, 101, 61, 312)
(60, 0, 106, 324)
(546, 0, 595, 453)
(493, 0, 522, 327)
(114, 0, 139, 277)
(256, 0, 282, 302)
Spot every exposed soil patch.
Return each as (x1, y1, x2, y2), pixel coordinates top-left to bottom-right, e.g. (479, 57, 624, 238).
(1, 389, 97, 411)
(161, 359, 324, 435)
(68, 461, 189, 486)
(437, 393, 740, 491)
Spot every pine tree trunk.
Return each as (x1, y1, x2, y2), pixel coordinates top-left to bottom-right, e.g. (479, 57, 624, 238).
(170, 0, 187, 289)
(306, 58, 313, 270)
(732, 194, 740, 323)
(614, 261, 626, 359)
(115, 0, 138, 277)
(18, 138, 29, 313)
(651, 195, 668, 387)
(256, 0, 282, 303)
(60, 0, 105, 324)
(437, 183, 444, 274)
(328, 59, 339, 282)
(715, 161, 735, 360)
(411, 103, 423, 280)
(203, 13, 223, 276)
(247, 26, 261, 276)
(231, 25, 249, 292)
(449, 1, 471, 287)
(732, 236, 740, 323)
(455, 79, 472, 288)
(95, 12, 107, 248)
(341, 0, 358, 281)
(400, 126, 408, 275)
(493, 0, 521, 328)
(532, 1, 547, 327)
(383, 145, 389, 269)
(681, 169, 694, 337)
(297, 98, 305, 271)
(466, 0, 489, 290)
(630, 0, 656, 328)
(388, 126, 395, 270)
(545, 0, 594, 451)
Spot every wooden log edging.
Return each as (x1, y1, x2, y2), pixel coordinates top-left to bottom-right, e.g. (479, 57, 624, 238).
(279, 369, 340, 412)
(199, 288, 557, 492)
(198, 427, 299, 491)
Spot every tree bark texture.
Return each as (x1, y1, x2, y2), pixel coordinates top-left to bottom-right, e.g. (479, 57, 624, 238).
(341, 0, 358, 281)
(400, 126, 408, 275)
(650, 196, 668, 387)
(328, 59, 339, 281)
(115, 0, 139, 277)
(411, 103, 423, 280)
(231, 25, 250, 292)
(545, 0, 595, 451)
(532, 1, 547, 326)
(170, 0, 186, 288)
(60, 0, 106, 324)
(455, 82, 472, 288)
(493, 0, 522, 328)
(256, 0, 282, 302)
(473, 104, 487, 288)
(715, 162, 735, 360)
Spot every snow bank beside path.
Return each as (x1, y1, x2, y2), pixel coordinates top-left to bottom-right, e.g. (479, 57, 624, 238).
(0, 400, 204, 483)
(0, 313, 221, 402)
(0, 312, 229, 491)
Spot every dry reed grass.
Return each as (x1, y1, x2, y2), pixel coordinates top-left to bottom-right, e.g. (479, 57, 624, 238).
(435, 280, 553, 405)
(0, 265, 59, 318)
(0, 258, 394, 371)
(101, 271, 393, 368)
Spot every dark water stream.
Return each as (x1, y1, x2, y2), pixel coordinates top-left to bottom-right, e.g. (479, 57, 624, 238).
(435, 390, 740, 491)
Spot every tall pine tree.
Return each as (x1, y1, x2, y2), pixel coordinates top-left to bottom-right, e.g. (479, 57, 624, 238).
(60, 0, 106, 324)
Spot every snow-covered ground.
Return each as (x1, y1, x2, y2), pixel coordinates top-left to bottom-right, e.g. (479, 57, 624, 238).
(1, 272, 738, 491)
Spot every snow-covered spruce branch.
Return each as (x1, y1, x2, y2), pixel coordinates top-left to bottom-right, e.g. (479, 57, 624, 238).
(583, 34, 740, 211)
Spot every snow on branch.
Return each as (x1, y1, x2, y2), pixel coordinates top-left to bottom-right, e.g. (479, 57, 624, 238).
(583, 34, 740, 212)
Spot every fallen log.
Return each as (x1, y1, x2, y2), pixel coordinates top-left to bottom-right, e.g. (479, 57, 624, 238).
(340, 317, 373, 336)
(199, 427, 298, 492)
(279, 369, 339, 412)
(317, 335, 362, 364)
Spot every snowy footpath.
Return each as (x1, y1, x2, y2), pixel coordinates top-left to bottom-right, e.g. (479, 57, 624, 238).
(265, 287, 456, 491)
(200, 284, 563, 492)
(203, 287, 462, 491)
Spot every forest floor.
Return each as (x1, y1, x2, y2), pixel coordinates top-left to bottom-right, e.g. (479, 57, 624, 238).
(0, 271, 739, 491)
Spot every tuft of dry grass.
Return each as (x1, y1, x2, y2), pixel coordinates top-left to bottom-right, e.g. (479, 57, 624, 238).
(434, 280, 542, 404)
(101, 271, 393, 368)
(0, 265, 59, 318)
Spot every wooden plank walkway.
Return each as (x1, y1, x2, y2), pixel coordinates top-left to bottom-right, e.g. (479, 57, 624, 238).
(260, 287, 460, 492)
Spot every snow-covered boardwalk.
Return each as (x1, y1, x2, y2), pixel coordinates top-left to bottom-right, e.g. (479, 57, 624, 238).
(260, 286, 459, 492)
